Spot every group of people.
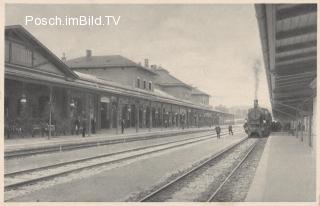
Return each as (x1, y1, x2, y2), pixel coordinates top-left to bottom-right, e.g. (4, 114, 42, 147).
(73, 118, 96, 137)
(74, 116, 235, 138)
(215, 125, 233, 139)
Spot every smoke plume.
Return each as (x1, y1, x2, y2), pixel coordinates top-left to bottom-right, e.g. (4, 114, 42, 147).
(253, 59, 261, 100)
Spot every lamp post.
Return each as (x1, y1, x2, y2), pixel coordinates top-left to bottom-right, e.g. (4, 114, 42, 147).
(127, 105, 131, 128)
(48, 86, 53, 140)
(20, 93, 27, 136)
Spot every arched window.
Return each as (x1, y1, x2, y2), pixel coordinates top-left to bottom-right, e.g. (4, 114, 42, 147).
(143, 80, 146, 89)
(148, 81, 152, 90)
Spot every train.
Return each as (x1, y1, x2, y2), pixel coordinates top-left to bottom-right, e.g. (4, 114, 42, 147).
(244, 99, 272, 137)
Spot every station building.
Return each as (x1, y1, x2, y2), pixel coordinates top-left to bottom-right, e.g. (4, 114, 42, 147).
(4, 25, 233, 138)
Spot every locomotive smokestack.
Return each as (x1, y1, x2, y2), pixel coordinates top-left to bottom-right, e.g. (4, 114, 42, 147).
(254, 99, 258, 108)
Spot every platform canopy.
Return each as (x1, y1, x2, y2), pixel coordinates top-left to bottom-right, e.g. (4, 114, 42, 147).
(255, 4, 317, 120)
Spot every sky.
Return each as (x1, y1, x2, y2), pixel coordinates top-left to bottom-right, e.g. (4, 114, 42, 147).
(5, 4, 271, 109)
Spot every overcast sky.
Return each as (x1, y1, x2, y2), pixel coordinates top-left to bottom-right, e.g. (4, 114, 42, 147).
(5, 4, 271, 109)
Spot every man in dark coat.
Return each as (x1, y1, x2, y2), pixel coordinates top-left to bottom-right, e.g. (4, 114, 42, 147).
(228, 125, 233, 135)
(215, 125, 221, 139)
(121, 119, 125, 134)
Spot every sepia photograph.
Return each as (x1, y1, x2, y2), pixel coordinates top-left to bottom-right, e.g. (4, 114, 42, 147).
(2, 2, 318, 203)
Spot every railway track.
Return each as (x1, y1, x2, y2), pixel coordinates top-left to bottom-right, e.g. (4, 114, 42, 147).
(207, 139, 258, 201)
(139, 137, 258, 202)
(5, 130, 242, 194)
(5, 127, 238, 159)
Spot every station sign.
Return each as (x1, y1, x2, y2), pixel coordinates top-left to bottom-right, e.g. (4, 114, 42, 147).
(100, 96, 110, 103)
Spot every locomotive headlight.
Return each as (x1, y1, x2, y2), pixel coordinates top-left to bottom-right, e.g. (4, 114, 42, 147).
(263, 120, 266, 123)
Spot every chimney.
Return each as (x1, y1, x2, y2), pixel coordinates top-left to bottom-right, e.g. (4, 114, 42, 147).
(86, 49, 92, 58)
(144, 58, 149, 68)
(150, 64, 157, 70)
(61, 52, 66, 62)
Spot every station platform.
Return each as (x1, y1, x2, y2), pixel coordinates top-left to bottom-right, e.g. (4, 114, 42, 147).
(5, 126, 236, 154)
(246, 133, 316, 202)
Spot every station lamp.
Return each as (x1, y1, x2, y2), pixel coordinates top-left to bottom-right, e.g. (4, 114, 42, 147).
(70, 99, 75, 107)
(20, 94, 27, 104)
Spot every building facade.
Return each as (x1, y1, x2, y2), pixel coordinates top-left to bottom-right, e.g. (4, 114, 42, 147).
(4, 25, 234, 139)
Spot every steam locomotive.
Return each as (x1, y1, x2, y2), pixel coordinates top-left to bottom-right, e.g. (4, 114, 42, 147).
(244, 99, 272, 137)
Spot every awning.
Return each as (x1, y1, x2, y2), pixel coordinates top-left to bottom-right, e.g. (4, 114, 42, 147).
(255, 4, 317, 120)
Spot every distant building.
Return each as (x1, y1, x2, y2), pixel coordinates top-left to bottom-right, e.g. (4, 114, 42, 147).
(153, 66, 192, 101)
(67, 53, 156, 91)
(191, 87, 210, 105)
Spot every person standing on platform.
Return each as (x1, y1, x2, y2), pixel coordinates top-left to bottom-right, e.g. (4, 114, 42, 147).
(228, 125, 233, 135)
(121, 119, 125, 134)
(91, 118, 96, 134)
(75, 117, 80, 135)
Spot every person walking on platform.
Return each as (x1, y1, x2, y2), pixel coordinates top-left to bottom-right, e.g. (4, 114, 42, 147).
(228, 125, 233, 135)
(215, 125, 221, 139)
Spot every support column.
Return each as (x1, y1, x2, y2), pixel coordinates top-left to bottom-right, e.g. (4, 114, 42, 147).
(161, 103, 164, 130)
(109, 102, 113, 129)
(97, 95, 101, 131)
(197, 112, 200, 128)
(170, 105, 173, 128)
(116, 97, 120, 134)
(308, 114, 312, 147)
(136, 100, 139, 133)
(66, 89, 72, 135)
(86, 94, 91, 137)
(187, 109, 189, 128)
(149, 101, 152, 131)
(177, 106, 180, 128)
(66, 89, 70, 121)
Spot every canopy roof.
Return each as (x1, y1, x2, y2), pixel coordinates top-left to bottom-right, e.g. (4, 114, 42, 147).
(255, 4, 317, 120)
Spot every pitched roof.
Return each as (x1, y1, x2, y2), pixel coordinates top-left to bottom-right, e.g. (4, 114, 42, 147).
(154, 67, 192, 89)
(5, 25, 78, 79)
(66, 55, 156, 75)
(192, 87, 210, 96)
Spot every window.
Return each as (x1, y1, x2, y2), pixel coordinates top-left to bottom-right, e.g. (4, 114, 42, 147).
(143, 80, 146, 89)
(148, 81, 152, 90)
(136, 77, 140, 88)
(11, 42, 32, 67)
(5, 41, 10, 62)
